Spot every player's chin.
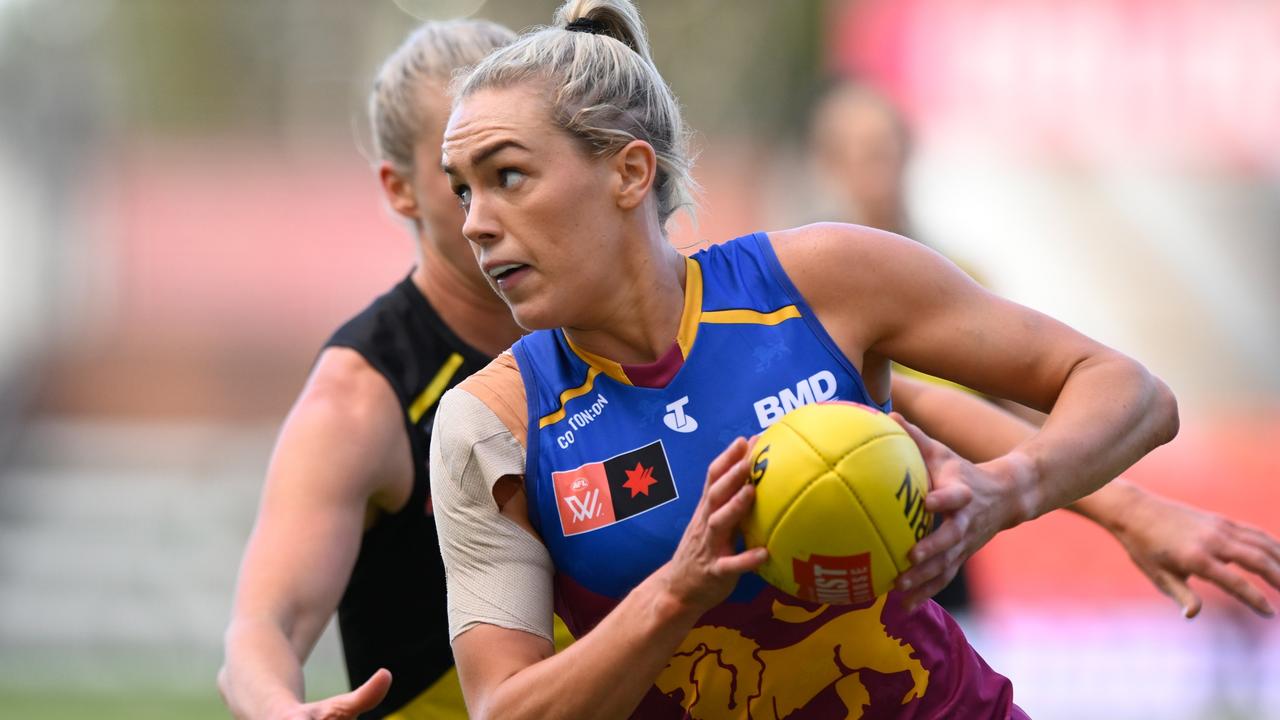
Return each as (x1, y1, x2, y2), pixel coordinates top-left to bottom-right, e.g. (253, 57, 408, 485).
(506, 295, 564, 333)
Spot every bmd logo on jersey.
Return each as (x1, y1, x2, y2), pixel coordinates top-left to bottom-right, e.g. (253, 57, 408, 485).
(663, 396, 698, 433)
(753, 370, 838, 428)
(552, 441, 679, 537)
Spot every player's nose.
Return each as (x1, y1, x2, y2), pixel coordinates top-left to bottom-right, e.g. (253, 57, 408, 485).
(461, 192, 501, 246)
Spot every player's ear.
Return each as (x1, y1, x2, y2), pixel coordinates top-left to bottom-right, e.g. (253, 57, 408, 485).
(379, 162, 420, 221)
(612, 139, 657, 212)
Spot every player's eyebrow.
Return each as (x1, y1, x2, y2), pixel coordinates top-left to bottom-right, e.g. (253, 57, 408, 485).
(441, 139, 529, 175)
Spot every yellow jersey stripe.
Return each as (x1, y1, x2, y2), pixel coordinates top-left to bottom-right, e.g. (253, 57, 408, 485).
(701, 305, 801, 326)
(892, 362, 982, 396)
(564, 337, 631, 386)
(408, 352, 465, 424)
(384, 667, 467, 720)
(564, 256, 704, 385)
(674, 256, 703, 358)
(538, 367, 603, 429)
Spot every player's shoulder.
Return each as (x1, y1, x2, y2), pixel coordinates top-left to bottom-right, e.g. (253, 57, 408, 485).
(768, 222, 913, 264)
(293, 346, 403, 440)
(448, 350, 527, 448)
(269, 347, 410, 507)
(432, 353, 528, 502)
(457, 348, 521, 391)
(769, 222, 958, 298)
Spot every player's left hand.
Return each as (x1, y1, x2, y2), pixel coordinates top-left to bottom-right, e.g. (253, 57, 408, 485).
(659, 437, 769, 616)
(285, 668, 392, 720)
(1110, 491, 1280, 618)
(890, 412, 1024, 611)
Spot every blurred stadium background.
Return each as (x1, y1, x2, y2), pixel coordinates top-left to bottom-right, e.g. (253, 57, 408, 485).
(0, 1, 1276, 718)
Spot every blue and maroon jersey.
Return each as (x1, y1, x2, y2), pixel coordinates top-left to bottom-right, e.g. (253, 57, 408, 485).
(512, 232, 1024, 719)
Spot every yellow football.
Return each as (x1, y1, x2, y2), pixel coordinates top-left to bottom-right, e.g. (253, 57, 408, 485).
(743, 401, 932, 605)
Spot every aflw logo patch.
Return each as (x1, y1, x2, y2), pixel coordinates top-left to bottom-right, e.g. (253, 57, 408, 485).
(552, 441, 679, 536)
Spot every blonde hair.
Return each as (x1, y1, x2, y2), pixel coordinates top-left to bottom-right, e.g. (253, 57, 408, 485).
(370, 19, 515, 175)
(455, 0, 696, 225)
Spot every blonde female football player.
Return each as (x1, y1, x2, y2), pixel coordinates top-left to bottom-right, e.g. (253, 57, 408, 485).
(220, 9, 1278, 720)
(421, 0, 1183, 717)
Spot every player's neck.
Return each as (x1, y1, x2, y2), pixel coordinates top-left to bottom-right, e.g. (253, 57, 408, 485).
(563, 244, 688, 366)
(412, 247, 523, 358)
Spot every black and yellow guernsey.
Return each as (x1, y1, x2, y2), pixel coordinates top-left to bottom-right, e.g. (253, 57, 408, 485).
(324, 273, 490, 719)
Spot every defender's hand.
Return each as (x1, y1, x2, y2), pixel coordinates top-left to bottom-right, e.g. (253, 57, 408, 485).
(1112, 493, 1279, 618)
(283, 668, 391, 720)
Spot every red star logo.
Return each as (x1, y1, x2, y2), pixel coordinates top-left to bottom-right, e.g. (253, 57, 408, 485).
(622, 462, 657, 497)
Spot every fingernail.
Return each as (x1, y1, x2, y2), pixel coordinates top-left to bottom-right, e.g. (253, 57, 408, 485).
(899, 576, 913, 590)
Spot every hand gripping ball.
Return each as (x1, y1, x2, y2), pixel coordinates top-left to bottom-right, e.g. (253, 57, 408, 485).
(742, 402, 933, 605)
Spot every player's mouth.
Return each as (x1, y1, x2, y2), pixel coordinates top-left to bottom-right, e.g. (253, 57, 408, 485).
(484, 261, 531, 291)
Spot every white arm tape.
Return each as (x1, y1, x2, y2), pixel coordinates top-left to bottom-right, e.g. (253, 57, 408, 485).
(430, 387, 554, 643)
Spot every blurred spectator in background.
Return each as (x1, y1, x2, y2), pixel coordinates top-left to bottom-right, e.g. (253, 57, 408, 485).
(810, 79, 976, 615)
(811, 81, 913, 238)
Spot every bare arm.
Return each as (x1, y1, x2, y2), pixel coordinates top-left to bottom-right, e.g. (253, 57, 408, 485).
(433, 390, 766, 720)
(218, 349, 409, 719)
(775, 223, 1179, 606)
(892, 374, 1279, 618)
(452, 496, 701, 720)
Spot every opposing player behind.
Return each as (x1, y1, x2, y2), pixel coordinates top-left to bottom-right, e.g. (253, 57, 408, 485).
(217, 20, 519, 720)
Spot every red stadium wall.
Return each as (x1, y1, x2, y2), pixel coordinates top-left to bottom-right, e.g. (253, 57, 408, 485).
(829, 0, 1280, 171)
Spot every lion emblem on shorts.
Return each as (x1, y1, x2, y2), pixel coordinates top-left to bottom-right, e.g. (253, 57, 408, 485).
(655, 594, 928, 719)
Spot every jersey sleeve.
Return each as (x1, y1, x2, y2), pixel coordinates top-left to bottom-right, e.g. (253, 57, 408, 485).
(429, 376, 553, 643)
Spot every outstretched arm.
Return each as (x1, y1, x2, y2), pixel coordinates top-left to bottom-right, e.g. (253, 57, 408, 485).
(1069, 479, 1278, 618)
(218, 349, 409, 719)
(892, 374, 1279, 618)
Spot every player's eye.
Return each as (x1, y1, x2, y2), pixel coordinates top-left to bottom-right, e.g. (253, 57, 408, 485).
(452, 184, 471, 210)
(498, 168, 524, 189)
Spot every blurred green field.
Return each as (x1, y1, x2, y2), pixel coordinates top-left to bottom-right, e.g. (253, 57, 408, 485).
(0, 634, 348, 720)
(0, 688, 228, 720)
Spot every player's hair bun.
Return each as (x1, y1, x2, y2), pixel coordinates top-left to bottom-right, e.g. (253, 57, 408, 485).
(554, 0, 653, 66)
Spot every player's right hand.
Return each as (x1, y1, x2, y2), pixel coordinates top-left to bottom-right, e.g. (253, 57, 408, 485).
(659, 437, 768, 615)
(280, 668, 391, 720)
(891, 412, 1025, 610)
